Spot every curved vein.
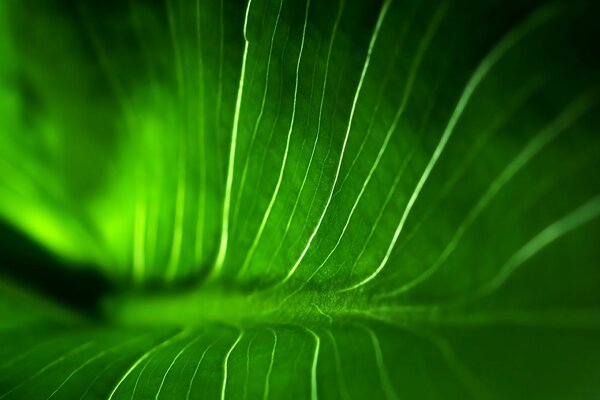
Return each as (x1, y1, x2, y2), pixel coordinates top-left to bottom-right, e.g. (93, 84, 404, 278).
(304, 328, 321, 400)
(232, 25, 291, 253)
(232, 0, 285, 230)
(242, 334, 257, 400)
(240, 0, 312, 274)
(263, 328, 278, 400)
(363, 326, 398, 400)
(324, 330, 351, 400)
(47, 335, 144, 400)
(262, 0, 345, 277)
(0, 341, 94, 399)
(371, 77, 545, 289)
(480, 194, 600, 296)
(381, 90, 596, 297)
(416, 329, 496, 399)
(213, 0, 254, 276)
(155, 334, 204, 399)
(341, 3, 561, 291)
(80, 355, 124, 399)
(108, 330, 188, 400)
(279, 0, 392, 285)
(186, 338, 220, 400)
(263, 39, 322, 273)
(221, 330, 244, 400)
(306, 2, 447, 285)
(334, 1, 419, 193)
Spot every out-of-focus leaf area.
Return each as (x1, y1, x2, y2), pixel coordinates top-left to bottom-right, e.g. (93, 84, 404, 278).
(0, 0, 599, 398)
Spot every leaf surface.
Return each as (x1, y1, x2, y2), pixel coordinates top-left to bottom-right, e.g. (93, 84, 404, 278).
(0, 0, 599, 398)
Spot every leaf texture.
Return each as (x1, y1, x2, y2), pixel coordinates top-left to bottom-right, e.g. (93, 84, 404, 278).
(0, 0, 599, 398)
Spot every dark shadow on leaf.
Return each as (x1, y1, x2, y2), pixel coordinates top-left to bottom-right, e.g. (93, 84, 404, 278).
(0, 222, 115, 319)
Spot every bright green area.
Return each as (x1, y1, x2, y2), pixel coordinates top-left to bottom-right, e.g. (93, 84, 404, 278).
(0, 0, 599, 398)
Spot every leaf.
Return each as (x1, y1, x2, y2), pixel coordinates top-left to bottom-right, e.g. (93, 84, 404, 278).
(0, 0, 599, 398)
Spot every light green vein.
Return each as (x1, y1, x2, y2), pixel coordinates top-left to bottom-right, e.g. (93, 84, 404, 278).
(263, 38, 322, 274)
(231, 25, 291, 248)
(213, 0, 254, 276)
(304, 328, 321, 400)
(0, 336, 59, 370)
(155, 333, 204, 399)
(412, 328, 496, 399)
(363, 327, 398, 400)
(335, 1, 418, 193)
(221, 330, 244, 400)
(130, 347, 156, 399)
(480, 194, 600, 295)
(47, 335, 144, 400)
(302, 2, 448, 287)
(0, 341, 94, 400)
(186, 337, 220, 400)
(278, 0, 392, 286)
(263, 0, 345, 276)
(263, 328, 278, 400)
(239, 0, 311, 274)
(381, 90, 596, 297)
(342, 2, 561, 291)
(371, 77, 545, 289)
(324, 330, 350, 400)
(232, 0, 285, 231)
(242, 334, 257, 400)
(108, 330, 189, 400)
(80, 353, 128, 400)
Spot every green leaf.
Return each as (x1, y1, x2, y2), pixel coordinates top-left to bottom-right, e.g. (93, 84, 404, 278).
(0, 0, 599, 398)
